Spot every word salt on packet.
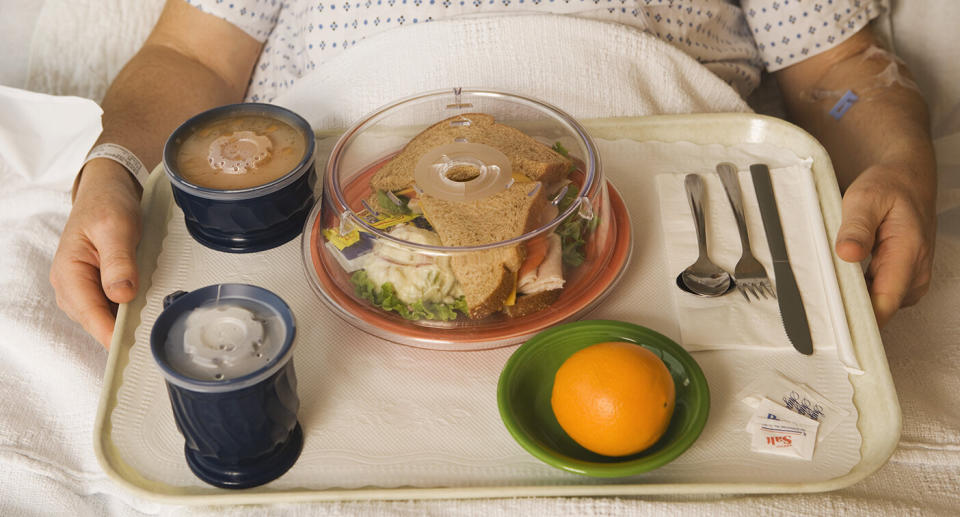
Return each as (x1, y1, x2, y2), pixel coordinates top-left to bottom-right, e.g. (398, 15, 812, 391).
(746, 397, 820, 460)
(739, 370, 850, 443)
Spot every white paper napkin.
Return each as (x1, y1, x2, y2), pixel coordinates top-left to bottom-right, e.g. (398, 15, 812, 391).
(655, 162, 860, 373)
(0, 85, 101, 189)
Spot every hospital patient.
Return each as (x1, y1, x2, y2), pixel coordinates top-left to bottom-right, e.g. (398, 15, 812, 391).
(50, 0, 937, 347)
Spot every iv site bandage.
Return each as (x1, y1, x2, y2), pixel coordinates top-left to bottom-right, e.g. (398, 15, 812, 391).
(829, 90, 859, 120)
(798, 45, 921, 109)
(83, 143, 151, 188)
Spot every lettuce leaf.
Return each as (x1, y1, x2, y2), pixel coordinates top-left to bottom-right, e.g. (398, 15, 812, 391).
(552, 142, 578, 175)
(374, 189, 411, 216)
(555, 184, 587, 267)
(350, 270, 467, 321)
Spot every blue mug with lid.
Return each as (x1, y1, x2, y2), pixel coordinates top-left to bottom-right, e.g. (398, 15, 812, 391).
(163, 103, 317, 253)
(150, 283, 303, 489)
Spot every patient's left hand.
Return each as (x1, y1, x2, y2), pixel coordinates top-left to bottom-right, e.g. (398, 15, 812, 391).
(834, 162, 937, 328)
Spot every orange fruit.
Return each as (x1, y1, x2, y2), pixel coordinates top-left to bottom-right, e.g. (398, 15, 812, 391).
(550, 341, 676, 457)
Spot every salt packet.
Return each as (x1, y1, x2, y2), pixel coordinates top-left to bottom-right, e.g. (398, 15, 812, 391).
(739, 370, 849, 442)
(747, 398, 820, 460)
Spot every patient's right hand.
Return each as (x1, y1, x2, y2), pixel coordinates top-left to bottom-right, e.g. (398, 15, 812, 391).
(50, 160, 142, 348)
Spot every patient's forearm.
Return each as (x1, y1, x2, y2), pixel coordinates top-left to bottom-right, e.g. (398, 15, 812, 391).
(774, 26, 937, 326)
(93, 44, 246, 174)
(78, 0, 262, 196)
(775, 28, 936, 194)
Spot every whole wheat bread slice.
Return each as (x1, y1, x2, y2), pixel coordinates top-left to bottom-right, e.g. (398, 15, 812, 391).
(502, 289, 563, 318)
(419, 181, 549, 318)
(370, 113, 572, 193)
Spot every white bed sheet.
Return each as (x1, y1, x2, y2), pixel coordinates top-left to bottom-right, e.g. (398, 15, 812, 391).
(2, 0, 959, 515)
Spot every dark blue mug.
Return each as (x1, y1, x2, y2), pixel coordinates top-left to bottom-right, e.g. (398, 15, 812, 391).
(163, 103, 317, 253)
(150, 284, 303, 489)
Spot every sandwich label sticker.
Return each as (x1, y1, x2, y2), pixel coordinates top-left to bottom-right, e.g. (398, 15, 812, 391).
(369, 214, 420, 231)
(324, 214, 421, 251)
(323, 228, 360, 250)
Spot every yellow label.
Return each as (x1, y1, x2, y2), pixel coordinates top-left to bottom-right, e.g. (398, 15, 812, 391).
(370, 214, 420, 230)
(322, 227, 359, 250)
(323, 212, 420, 250)
(504, 271, 518, 306)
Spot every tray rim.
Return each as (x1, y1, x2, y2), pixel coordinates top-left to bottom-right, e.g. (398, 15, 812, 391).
(94, 112, 901, 504)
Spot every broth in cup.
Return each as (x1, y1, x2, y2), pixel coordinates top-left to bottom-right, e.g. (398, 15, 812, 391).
(175, 115, 307, 190)
(164, 103, 317, 253)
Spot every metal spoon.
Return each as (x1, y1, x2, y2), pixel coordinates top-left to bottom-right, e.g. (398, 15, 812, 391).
(676, 271, 735, 295)
(679, 173, 733, 297)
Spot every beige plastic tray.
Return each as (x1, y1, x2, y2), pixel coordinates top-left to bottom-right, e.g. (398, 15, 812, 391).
(94, 113, 900, 504)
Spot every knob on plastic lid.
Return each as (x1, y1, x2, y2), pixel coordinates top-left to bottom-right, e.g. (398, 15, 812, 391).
(413, 142, 512, 202)
(183, 305, 265, 370)
(207, 130, 273, 174)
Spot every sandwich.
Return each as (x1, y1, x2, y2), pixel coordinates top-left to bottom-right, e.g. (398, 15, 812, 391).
(329, 113, 588, 321)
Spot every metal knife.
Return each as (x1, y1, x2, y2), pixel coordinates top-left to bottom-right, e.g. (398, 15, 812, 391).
(749, 163, 814, 355)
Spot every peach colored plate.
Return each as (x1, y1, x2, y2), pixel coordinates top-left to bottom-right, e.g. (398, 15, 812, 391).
(306, 177, 632, 350)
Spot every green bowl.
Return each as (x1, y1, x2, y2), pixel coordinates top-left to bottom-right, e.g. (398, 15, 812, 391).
(497, 319, 710, 477)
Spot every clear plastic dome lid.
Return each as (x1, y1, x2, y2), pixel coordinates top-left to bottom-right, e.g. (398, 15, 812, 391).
(302, 88, 632, 349)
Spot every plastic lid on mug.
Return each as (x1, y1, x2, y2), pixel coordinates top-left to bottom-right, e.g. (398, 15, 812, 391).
(150, 284, 297, 393)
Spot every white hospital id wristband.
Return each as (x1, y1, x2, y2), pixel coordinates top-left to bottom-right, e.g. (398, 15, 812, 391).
(83, 143, 151, 188)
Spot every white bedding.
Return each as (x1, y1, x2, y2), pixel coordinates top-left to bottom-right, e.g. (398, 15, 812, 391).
(2, 0, 959, 515)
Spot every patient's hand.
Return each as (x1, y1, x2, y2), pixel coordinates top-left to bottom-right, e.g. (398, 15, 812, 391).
(46, 0, 265, 347)
(50, 160, 142, 348)
(775, 25, 937, 328)
(835, 162, 936, 328)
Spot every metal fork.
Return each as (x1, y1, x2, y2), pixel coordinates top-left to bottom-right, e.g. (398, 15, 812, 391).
(715, 162, 776, 301)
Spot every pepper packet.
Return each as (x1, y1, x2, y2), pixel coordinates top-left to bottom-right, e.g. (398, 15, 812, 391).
(739, 370, 848, 442)
(746, 397, 820, 460)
